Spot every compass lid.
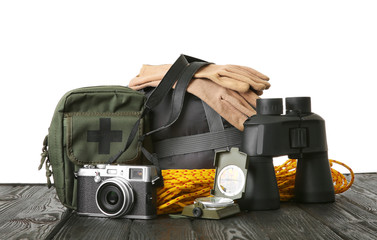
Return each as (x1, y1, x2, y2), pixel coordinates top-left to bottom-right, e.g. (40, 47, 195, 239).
(211, 147, 248, 200)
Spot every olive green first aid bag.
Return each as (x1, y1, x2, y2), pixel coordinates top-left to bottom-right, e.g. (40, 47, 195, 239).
(39, 86, 147, 209)
(39, 55, 211, 209)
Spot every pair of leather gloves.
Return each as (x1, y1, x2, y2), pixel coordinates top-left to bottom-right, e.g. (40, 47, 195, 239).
(129, 64, 270, 131)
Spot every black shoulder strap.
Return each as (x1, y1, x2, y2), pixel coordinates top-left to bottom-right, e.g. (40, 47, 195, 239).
(107, 54, 210, 164)
(145, 54, 208, 111)
(144, 61, 210, 136)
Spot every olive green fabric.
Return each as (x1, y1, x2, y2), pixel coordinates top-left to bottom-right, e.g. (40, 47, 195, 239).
(47, 86, 146, 209)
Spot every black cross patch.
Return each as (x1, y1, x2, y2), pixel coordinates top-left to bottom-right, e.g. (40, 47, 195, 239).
(87, 118, 122, 154)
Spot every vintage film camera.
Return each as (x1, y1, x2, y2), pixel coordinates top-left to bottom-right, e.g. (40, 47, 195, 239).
(76, 164, 160, 219)
(238, 97, 335, 211)
(182, 148, 248, 219)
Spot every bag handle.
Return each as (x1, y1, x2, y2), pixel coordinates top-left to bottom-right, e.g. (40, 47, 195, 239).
(107, 54, 210, 164)
(145, 55, 208, 111)
(144, 61, 210, 136)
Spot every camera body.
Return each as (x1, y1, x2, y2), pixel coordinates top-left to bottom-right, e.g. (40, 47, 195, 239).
(238, 97, 335, 211)
(76, 164, 160, 219)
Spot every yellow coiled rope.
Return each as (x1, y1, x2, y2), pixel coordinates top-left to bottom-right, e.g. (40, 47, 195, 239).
(275, 159, 354, 201)
(157, 159, 354, 215)
(157, 169, 216, 215)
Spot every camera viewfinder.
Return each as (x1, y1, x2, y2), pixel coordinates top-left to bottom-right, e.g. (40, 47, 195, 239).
(130, 168, 143, 179)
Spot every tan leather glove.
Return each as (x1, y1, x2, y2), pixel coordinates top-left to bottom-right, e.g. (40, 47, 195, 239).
(194, 64, 270, 93)
(130, 64, 270, 94)
(129, 77, 258, 131)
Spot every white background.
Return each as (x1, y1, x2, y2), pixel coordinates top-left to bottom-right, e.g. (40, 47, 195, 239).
(0, 0, 376, 183)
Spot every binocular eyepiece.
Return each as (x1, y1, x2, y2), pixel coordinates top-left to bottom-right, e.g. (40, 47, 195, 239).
(238, 97, 335, 211)
(256, 97, 311, 115)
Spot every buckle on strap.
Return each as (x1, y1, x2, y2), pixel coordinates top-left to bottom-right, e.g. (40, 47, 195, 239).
(39, 135, 52, 188)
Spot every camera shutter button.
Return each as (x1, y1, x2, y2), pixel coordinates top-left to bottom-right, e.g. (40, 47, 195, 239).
(94, 172, 102, 183)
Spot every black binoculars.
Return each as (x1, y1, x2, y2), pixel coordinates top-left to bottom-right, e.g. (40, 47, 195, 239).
(238, 97, 335, 211)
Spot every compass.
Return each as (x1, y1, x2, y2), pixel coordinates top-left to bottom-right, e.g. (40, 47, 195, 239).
(182, 148, 248, 219)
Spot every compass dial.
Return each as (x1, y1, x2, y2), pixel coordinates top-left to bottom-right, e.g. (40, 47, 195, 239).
(217, 165, 245, 197)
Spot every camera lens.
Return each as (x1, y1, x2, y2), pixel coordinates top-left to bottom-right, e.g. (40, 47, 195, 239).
(106, 191, 119, 205)
(97, 185, 123, 214)
(96, 178, 134, 218)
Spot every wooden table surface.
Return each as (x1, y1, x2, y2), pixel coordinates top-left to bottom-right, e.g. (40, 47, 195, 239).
(0, 173, 376, 240)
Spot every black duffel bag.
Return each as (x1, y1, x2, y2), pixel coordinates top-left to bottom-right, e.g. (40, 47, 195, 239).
(143, 87, 242, 170)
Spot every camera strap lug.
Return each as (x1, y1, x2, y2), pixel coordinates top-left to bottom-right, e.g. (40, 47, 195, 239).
(141, 147, 164, 187)
(151, 176, 160, 185)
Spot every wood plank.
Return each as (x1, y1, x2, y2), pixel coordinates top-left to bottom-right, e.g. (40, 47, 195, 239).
(351, 173, 377, 192)
(53, 214, 196, 240)
(245, 202, 343, 240)
(296, 174, 377, 240)
(339, 173, 377, 214)
(191, 212, 269, 240)
(0, 185, 42, 215)
(51, 213, 132, 240)
(191, 203, 342, 240)
(298, 195, 377, 240)
(0, 185, 70, 240)
(129, 216, 197, 240)
(0, 173, 375, 239)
